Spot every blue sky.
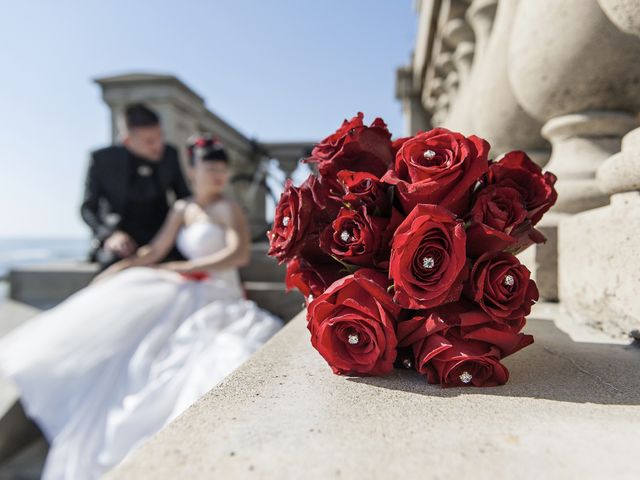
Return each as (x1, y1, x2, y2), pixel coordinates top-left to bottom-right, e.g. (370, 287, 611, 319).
(0, 0, 416, 238)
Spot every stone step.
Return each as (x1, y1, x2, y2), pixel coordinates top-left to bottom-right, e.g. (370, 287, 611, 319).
(243, 281, 304, 323)
(9, 262, 97, 309)
(0, 437, 47, 479)
(7, 242, 292, 316)
(105, 303, 640, 480)
(0, 301, 44, 473)
(239, 242, 286, 283)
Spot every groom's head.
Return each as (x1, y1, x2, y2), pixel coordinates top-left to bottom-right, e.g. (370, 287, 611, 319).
(121, 103, 165, 161)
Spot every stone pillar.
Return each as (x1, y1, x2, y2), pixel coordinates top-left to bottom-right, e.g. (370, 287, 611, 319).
(507, 0, 640, 302)
(396, 66, 431, 135)
(464, 0, 552, 295)
(558, 0, 640, 337)
(442, 1, 476, 133)
(470, 0, 549, 161)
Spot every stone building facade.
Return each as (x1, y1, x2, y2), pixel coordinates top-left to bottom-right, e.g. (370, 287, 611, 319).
(397, 0, 640, 338)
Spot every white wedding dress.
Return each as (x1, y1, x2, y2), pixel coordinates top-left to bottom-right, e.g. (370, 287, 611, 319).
(0, 219, 283, 479)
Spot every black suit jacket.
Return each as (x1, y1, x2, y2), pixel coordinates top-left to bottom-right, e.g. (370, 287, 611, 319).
(80, 144, 191, 257)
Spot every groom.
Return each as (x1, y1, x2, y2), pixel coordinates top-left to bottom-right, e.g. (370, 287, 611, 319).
(80, 103, 192, 270)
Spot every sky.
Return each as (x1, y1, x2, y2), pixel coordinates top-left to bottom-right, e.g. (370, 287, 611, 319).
(0, 0, 416, 238)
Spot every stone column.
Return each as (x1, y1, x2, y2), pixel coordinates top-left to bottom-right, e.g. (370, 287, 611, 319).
(465, 0, 552, 296)
(396, 66, 431, 135)
(558, 0, 640, 337)
(507, 0, 640, 302)
(442, 2, 476, 133)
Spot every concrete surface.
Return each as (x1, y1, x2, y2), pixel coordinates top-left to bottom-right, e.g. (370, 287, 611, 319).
(105, 303, 640, 480)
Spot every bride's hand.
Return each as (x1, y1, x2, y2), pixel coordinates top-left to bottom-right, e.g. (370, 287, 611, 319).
(91, 260, 133, 284)
(156, 261, 193, 273)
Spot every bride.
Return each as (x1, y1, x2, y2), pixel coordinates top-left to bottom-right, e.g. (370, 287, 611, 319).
(0, 136, 283, 479)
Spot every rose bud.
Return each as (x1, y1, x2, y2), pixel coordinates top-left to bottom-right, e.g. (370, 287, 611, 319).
(381, 128, 489, 216)
(336, 170, 390, 213)
(285, 256, 345, 299)
(389, 204, 467, 309)
(307, 268, 401, 376)
(465, 185, 546, 258)
(465, 252, 539, 328)
(304, 112, 393, 178)
(319, 205, 393, 267)
(487, 150, 557, 226)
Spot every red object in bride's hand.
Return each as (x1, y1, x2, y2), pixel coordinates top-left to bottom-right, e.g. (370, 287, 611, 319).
(180, 271, 210, 281)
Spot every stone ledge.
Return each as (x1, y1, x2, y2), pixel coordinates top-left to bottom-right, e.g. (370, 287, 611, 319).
(105, 305, 640, 480)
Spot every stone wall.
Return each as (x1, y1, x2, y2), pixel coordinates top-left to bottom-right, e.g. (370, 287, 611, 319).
(397, 0, 640, 338)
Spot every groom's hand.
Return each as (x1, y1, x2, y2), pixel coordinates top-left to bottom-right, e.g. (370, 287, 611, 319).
(104, 230, 137, 257)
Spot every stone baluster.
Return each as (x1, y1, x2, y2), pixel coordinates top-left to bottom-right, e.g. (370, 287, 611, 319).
(441, 2, 476, 133)
(509, 0, 640, 215)
(506, 0, 640, 304)
(463, 0, 553, 297)
(555, 0, 640, 337)
(470, 0, 549, 162)
(444, 0, 500, 134)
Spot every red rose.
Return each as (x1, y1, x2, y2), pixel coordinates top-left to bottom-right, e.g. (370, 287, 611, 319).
(308, 174, 343, 217)
(397, 303, 533, 355)
(319, 205, 393, 267)
(391, 136, 411, 156)
(307, 268, 401, 376)
(336, 170, 390, 212)
(304, 112, 393, 178)
(389, 204, 467, 309)
(381, 128, 489, 215)
(466, 185, 545, 258)
(268, 178, 316, 263)
(422, 337, 509, 387)
(285, 256, 345, 299)
(487, 151, 557, 225)
(397, 303, 533, 387)
(465, 252, 539, 327)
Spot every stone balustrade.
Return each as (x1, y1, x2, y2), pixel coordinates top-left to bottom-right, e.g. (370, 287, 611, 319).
(397, 0, 640, 336)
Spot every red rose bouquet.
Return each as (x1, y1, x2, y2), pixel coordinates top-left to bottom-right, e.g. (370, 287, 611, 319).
(268, 112, 557, 387)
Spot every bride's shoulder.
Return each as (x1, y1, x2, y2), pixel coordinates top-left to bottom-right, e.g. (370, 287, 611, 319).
(172, 197, 193, 214)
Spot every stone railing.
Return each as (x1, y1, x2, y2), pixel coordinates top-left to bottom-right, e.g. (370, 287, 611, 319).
(397, 0, 640, 337)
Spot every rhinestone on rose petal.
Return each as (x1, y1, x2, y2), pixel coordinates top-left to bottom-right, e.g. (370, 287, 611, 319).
(423, 149, 436, 159)
(459, 371, 473, 384)
(422, 256, 435, 269)
(348, 333, 359, 345)
(504, 274, 515, 287)
(402, 358, 413, 369)
(340, 230, 351, 242)
(282, 216, 290, 227)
